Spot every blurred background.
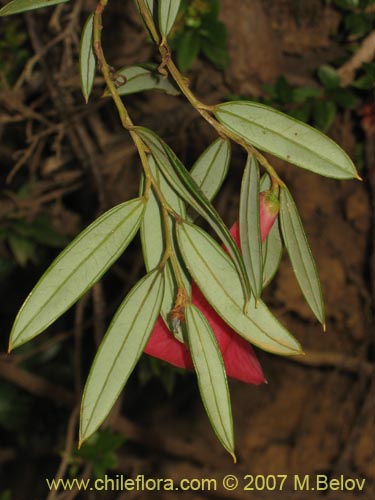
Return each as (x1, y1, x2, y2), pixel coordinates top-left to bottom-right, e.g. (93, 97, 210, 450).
(0, 0, 374, 498)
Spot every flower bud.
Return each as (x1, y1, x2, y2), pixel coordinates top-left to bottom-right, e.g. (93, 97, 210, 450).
(259, 190, 280, 242)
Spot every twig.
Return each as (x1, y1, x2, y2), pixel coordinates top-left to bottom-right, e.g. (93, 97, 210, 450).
(0, 360, 76, 406)
(338, 30, 375, 86)
(47, 406, 79, 500)
(286, 350, 373, 376)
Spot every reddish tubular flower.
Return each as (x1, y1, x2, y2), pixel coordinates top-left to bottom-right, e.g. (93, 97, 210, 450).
(144, 193, 280, 384)
(259, 190, 280, 242)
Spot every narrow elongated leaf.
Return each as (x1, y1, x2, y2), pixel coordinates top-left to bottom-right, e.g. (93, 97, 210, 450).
(104, 65, 179, 97)
(262, 218, 283, 287)
(145, 0, 154, 14)
(188, 138, 230, 220)
(260, 172, 271, 191)
(177, 221, 302, 355)
(279, 187, 325, 325)
(140, 157, 190, 340)
(134, 0, 154, 14)
(186, 304, 235, 460)
(215, 101, 359, 180)
(80, 269, 164, 443)
(135, 127, 251, 301)
(239, 156, 262, 300)
(158, 0, 181, 37)
(79, 13, 96, 104)
(176, 28, 200, 72)
(9, 198, 145, 350)
(0, 0, 69, 15)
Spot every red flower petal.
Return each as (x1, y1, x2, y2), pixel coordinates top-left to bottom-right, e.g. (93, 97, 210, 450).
(144, 317, 192, 370)
(145, 198, 280, 384)
(191, 282, 265, 384)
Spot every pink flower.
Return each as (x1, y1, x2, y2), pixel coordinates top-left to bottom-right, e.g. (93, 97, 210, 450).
(259, 190, 280, 241)
(144, 190, 279, 384)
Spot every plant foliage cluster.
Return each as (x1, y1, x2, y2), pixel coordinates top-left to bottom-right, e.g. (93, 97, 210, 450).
(0, 0, 370, 480)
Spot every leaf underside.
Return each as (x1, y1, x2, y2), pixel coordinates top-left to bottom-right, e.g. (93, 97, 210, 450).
(10, 198, 145, 349)
(0, 0, 70, 16)
(215, 101, 358, 179)
(80, 269, 164, 443)
(177, 221, 302, 355)
(279, 187, 325, 325)
(186, 304, 235, 460)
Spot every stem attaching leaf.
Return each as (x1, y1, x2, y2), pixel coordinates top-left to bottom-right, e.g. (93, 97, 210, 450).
(135, 126, 252, 302)
(140, 157, 190, 340)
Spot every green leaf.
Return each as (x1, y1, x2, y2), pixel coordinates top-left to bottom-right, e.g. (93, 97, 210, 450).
(201, 19, 227, 45)
(288, 102, 312, 123)
(0, 0, 69, 15)
(186, 304, 235, 460)
(140, 157, 190, 341)
(80, 269, 164, 444)
(106, 64, 179, 96)
(145, 0, 154, 14)
(9, 198, 145, 350)
(344, 12, 373, 36)
(135, 127, 251, 301)
(215, 101, 359, 180)
(317, 65, 341, 90)
(14, 217, 69, 247)
(75, 429, 125, 478)
(158, 0, 181, 37)
(176, 29, 200, 72)
(274, 76, 294, 104)
(330, 88, 356, 109)
(262, 218, 283, 287)
(8, 233, 37, 267)
(177, 221, 302, 355)
(292, 86, 323, 103)
(279, 187, 325, 326)
(352, 63, 375, 89)
(188, 138, 230, 219)
(200, 39, 230, 70)
(313, 101, 337, 132)
(239, 156, 262, 300)
(134, 0, 154, 15)
(334, 0, 359, 9)
(79, 13, 96, 104)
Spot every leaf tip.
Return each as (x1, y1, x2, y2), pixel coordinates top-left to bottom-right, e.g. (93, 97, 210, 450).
(230, 451, 237, 464)
(355, 173, 363, 181)
(322, 322, 327, 333)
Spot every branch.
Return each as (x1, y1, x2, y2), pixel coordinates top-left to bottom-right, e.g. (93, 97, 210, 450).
(287, 350, 373, 377)
(338, 30, 375, 86)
